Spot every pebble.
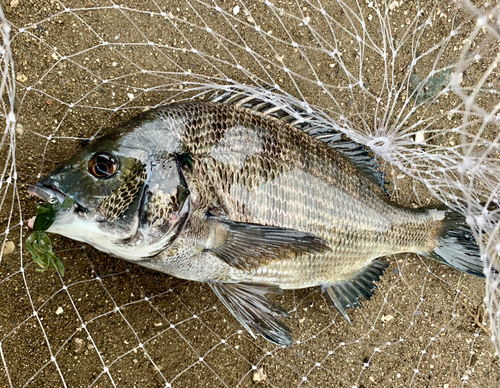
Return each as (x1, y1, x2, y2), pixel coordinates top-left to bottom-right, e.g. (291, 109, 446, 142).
(55, 306, 64, 315)
(15, 123, 24, 136)
(252, 367, 267, 382)
(16, 74, 28, 83)
(381, 314, 394, 323)
(10, 0, 19, 8)
(233, 5, 240, 15)
(73, 338, 85, 354)
(389, 0, 399, 10)
(414, 130, 425, 144)
(84, 312, 97, 322)
(247, 16, 254, 23)
(3, 241, 15, 255)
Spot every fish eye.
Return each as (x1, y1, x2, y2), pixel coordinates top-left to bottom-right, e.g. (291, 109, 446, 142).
(88, 152, 118, 178)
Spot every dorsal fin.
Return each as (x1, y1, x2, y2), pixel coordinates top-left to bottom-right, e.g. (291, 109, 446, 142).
(209, 87, 388, 194)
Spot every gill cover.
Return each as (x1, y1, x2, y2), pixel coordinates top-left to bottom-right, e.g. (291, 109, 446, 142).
(123, 153, 192, 257)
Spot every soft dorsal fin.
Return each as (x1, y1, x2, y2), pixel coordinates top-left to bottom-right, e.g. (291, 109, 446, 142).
(209, 87, 388, 194)
(323, 260, 389, 323)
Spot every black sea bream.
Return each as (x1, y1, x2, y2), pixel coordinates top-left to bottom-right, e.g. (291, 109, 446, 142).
(28, 90, 485, 345)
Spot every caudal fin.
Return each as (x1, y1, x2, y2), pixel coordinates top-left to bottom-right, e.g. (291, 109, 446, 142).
(427, 209, 486, 277)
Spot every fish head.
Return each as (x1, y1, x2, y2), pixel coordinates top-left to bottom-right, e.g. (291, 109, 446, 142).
(28, 130, 192, 260)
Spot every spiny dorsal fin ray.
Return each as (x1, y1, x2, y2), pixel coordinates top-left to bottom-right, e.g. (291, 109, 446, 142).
(209, 282, 293, 346)
(208, 87, 388, 194)
(206, 214, 331, 271)
(323, 260, 389, 323)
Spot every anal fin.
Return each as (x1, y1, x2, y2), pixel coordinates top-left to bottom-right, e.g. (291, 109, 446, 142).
(209, 282, 293, 346)
(323, 260, 389, 323)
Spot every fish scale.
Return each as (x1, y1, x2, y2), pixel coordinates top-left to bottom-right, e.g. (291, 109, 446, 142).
(29, 92, 487, 345)
(171, 103, 438, 287)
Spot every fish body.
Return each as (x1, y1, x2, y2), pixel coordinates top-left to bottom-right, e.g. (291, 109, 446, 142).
(29, 91, 484, 345)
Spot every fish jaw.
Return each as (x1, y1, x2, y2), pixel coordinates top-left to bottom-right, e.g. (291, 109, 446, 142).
(27, 182, 123, 254)
(27, 183, 68, 205)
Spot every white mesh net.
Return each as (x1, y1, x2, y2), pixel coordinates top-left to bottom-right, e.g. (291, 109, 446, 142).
(1, 0, 499, 387)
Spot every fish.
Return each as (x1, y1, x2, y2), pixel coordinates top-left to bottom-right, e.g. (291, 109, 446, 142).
(28, 88, 487, 346)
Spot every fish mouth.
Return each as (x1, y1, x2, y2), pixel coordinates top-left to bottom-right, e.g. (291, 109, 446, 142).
(27, 183, 87, 213)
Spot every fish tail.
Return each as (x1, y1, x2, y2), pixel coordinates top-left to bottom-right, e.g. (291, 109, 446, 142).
(426, 208, 486, 277)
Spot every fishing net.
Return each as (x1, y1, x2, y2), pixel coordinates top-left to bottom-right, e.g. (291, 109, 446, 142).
(0, 0, 499, 387)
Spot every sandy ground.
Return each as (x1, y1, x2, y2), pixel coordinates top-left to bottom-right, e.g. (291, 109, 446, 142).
(0, 0, 499, 387)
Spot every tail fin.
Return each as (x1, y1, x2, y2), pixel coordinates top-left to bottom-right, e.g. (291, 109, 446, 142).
(426, 209, 485, 277)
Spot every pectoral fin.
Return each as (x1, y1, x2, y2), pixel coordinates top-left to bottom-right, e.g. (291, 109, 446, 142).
(209, 282, 293, 346)
(206, 215, 331, 270)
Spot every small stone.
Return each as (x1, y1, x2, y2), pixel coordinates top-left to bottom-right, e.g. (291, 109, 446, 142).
(55, 306, 64, 315)
(16, 74, 28, 83)
(444, 384, 449, 388)
(233, 5, 240, 15)
(87, 343, 95, 350)
(84, 312, 97, 322)
(15, 123, 24, 136)
(51, 52, 58, 60)
(3, 241, 15, 255)
(46, 99, 53, 105)
(414, 130, 425, 144)
(389, 1, 399, 10)
(10, 0, 19, 8)
(299, 317, 306, 324)
(369, 376, 375, 382)
(73, 338, 85, 354)
(247, 16, 255, 23)
(381, 314, 394, 323)
(252, 367, 267, 382)
(154, 322, 163, 327)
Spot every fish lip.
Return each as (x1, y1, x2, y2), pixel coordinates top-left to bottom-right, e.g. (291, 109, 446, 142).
(27, 183, 87, 213)
(28, 183, 66, 203)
